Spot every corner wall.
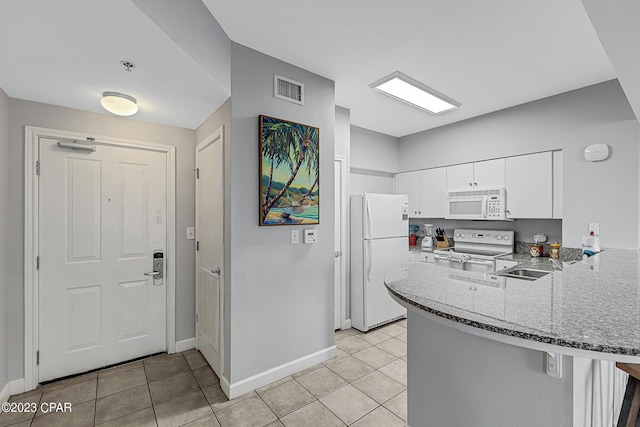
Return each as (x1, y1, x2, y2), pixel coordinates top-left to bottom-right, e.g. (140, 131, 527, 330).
(228, 43, 336, 384)
(398, 80, 639, 249)
(0, 87, 9, 396)
(350, 126, 398, 195)
(7, 100, 197, 381)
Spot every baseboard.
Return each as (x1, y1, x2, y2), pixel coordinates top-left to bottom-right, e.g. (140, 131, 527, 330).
(175, 337, 196, 353)
(343, 319, 352, 330)
(226, 345, 337, 399)
(220, 374, 231, 399)
(0, 382, 10, 404)
(0, 379, 25, 403)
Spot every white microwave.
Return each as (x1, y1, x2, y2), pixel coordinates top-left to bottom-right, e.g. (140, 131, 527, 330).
(445, 188, 507, 220)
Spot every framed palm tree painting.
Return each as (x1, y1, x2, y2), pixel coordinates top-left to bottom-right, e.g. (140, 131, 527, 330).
(259, 115, 319, 226)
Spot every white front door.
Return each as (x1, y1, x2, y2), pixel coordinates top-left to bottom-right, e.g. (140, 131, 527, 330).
(196, 128, 224, 379)
(38, 137, 167, 382)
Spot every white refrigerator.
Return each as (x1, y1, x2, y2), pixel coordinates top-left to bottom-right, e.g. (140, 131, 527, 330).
(351, 193, 409, 332)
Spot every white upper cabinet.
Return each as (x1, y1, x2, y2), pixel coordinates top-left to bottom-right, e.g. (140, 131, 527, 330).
(506, 151, 553, 218)
(473, 158, 506, 190)
(418, 167, 447, 218)
(446, 159, 505, 192)
(446, 163, 474, 192)
(394, 171, 419, 216)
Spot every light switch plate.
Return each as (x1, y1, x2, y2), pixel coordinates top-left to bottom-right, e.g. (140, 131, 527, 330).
(290, 230, 300, 245)
(186, 227, 195, 240)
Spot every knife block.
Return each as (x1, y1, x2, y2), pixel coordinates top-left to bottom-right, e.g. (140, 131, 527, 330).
(436, 233, 449, 249)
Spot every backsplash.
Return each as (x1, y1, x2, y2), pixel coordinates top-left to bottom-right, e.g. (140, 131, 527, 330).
(514, 241, 582, 261)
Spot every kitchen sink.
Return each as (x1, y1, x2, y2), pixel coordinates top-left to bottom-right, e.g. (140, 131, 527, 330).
(495, 267, 551, 281)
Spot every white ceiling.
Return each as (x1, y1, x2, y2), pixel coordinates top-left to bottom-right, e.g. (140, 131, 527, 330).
(0, 1, 622, 136)
(0, 0, 229, 130)
(203, 0, 616, 137)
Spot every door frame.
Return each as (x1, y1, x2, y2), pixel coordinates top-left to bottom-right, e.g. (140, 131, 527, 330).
(335, 155, 348, 330)
(194, 126, 225, 379)
(24, 125, 177, 391)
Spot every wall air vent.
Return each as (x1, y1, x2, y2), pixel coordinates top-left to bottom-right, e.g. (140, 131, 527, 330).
(274, 74, 304, 105)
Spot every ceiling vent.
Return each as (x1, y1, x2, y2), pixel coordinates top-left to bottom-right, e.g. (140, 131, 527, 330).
(274, 74, 304, 105)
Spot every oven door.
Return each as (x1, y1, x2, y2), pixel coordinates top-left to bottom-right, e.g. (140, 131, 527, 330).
(446, 195, 487, 220)
(462, 258, 496, 273)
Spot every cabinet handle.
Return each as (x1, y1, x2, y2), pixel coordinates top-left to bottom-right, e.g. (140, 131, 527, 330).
(473, 182, 477, 186)
(468, 182, 472, 187)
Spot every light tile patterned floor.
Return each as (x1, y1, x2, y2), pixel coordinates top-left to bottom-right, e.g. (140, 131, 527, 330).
(0, 319, 407, 427)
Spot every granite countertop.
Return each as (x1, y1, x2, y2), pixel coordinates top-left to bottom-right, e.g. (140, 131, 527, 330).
(385, 249, 640, 358)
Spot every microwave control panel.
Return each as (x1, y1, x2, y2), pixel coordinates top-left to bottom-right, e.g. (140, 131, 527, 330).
(487, 195, 505, 219)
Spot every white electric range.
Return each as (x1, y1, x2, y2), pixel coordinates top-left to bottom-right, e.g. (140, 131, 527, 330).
(434, 229, 514, 272)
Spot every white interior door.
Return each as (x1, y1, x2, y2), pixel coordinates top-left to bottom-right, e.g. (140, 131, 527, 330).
(334, 158, 344, 330)
(38, 137, 167, 382)
(196, 128, 224, 378)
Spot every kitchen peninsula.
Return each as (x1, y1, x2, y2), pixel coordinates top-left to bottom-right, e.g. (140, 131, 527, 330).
(385, 249, 639, 427)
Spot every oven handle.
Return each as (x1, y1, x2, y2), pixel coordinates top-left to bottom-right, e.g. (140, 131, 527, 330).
(434, 254, 451, 261)
(464, 258, 495, 266)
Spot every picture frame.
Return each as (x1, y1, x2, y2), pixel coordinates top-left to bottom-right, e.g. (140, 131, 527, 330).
(259, 115, 320, 226)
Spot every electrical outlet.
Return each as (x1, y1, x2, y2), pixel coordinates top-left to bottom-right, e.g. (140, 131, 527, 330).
(186, 227, 195, 240)
(290, 230, 300, 245)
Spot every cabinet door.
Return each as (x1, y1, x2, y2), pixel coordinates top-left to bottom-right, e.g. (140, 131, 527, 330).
(446, 163, 474, 192)
(446, 278, 474, 311)
(473, 285, 504, 319)
(394, 171, 419, 217)
(505, 152, 553, 218)
(473, 158, 505, 189)
(418, 167, 446, 217)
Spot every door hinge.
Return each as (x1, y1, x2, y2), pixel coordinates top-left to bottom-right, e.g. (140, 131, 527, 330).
(36, 350, 39, 365)
(36, 256, 40, 270)
(36, 161, 40, 175)
(196, 168, 199, 179)
(196, 241, 199, 251)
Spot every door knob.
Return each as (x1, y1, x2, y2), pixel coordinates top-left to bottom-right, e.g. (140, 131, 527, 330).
(212, 267, 221, 275)
(144, 271, 160, 277)
(334, 251, 342, 257)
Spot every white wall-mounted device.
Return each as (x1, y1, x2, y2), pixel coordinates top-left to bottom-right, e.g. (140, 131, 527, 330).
(303, 229, 316, 244)
(584, 143, 609, 162)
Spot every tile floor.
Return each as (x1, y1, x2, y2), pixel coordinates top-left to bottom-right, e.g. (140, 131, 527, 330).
(0, 319, 407, 427)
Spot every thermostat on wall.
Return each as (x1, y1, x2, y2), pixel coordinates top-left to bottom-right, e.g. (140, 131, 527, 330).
(304, 229, 316, 244)
(584, 143, 609, 162)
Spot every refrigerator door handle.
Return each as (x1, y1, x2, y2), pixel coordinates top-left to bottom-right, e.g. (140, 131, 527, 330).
(367, 239, 373, 281)
(365, 199, 372, 240)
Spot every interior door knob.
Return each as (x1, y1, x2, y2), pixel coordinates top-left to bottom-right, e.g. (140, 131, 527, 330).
(334, 251, 342, 257)
(212, 267, 220, 275)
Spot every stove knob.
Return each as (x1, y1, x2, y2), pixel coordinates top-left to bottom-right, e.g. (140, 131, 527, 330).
(496, 235, 502, 240)
(460, 233, 466, 238)
(503, 235, 510, 240)
(455, 233, 460, 238)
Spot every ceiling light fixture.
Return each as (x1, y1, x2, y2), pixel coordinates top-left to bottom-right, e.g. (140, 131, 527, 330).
(370, 71, 460, 114)
(100, 92, 138, 116)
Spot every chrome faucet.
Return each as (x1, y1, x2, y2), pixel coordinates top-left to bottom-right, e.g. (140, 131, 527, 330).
(549, 258, 563, 270)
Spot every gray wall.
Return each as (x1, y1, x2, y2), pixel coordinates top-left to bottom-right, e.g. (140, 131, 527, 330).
(7, 99, 197, 380)
(335, 107, 351, 320)
(408, 312, 573, 427)
(399, 80, 639, 249)
(228, 43, 335, 383)
(350, 126, 398, 196)
(195, 98, 232, 380)
(0, 87, 9, 391)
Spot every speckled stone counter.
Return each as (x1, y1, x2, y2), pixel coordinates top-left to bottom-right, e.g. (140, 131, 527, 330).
(385, 249, 640, 360)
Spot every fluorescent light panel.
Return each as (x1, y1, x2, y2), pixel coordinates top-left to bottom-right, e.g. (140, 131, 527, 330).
(370, 72, 460, 114)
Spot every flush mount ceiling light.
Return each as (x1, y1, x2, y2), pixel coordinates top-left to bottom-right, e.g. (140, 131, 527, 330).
(370, 71, 460, 114)
(100, 92, 138, 116)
